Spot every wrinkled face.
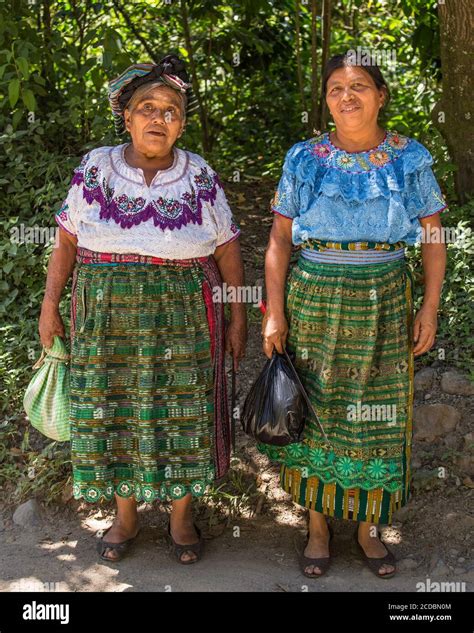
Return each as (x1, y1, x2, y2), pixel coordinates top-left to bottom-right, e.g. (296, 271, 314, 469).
(124, 85, 185, 157)
(325, 66, 386, 132)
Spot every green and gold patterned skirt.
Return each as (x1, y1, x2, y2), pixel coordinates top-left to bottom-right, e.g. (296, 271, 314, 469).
(257, 250, 414, 524)
(69, 247, 231, 504)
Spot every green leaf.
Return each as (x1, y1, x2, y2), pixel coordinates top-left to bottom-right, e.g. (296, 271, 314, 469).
(33, 85, 47, 96)
(21, 88, 36, 112)
(12, 109, 23, 129)
(90, 67, 102, 90)
(102, 51, 112, 68)
(8, 79, 20, 107)
(16, 56, 29, 79)
(83, 30, 99, 46)
(401, 0, 413, 17)
(80, 57, 97, 76)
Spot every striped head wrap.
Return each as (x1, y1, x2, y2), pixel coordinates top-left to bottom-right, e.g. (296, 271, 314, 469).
(108, 54, 199, 135)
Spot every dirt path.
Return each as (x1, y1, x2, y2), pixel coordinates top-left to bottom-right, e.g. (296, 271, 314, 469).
(0, 468, 472, 594)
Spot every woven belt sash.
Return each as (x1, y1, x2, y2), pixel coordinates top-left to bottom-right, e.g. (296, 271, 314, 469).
(75, 246, 210, 266)
(300, 239, 406, 264)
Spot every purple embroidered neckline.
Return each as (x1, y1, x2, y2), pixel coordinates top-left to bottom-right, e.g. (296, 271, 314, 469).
(71, 156, 221, 231)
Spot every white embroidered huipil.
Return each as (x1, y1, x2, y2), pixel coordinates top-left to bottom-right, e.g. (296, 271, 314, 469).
(54, 144, 240, 258)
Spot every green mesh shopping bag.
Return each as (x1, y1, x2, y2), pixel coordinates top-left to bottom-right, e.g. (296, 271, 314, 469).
(23, 335, 71, 441)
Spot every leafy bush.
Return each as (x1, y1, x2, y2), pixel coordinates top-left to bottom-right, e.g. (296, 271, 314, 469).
(407, 201, 474, 375)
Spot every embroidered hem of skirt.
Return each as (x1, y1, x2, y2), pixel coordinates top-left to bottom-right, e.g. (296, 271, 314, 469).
(69, 248, 231, 503)
(257, 248, 414, 524)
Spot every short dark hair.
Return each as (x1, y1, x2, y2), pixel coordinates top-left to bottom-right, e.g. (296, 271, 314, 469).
(322, 52, 391, 108)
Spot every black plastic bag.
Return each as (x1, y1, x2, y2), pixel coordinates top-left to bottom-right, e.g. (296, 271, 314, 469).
(241, 349, 329, 446)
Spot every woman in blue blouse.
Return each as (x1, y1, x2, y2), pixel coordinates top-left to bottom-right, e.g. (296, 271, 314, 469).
(259, 53, 447, 579)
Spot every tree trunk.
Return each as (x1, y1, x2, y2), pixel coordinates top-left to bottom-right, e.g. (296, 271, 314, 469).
(41, 0, 55, 93)
(295, 0, 307, 125)
(70, 0, 88, 143)
(433, 0, 474, 203)
(318, 0, 332, 131)
(180, 0, 211, 155)
(351, 1, 358, 37)
(310, 0, 319, 134)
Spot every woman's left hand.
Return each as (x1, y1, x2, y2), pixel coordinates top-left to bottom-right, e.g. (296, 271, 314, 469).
(413, 303, 438, 356)
(225, 318, 247, 370)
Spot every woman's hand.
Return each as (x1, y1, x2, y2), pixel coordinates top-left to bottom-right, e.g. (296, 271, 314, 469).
(262, 311, 288, 358)
(39, 299, 65, 349)
(414, 214, 446, 357)
(413, 303, 438, 356)
(225, 317, 247, 370)
(38, 226, 77, 349)
(262, 214, 292, 359)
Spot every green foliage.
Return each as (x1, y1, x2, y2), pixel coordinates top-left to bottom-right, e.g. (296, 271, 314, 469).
(0, 415, 71, 506)
(407, 200, 474, 374)
(0, 117, 79, 416)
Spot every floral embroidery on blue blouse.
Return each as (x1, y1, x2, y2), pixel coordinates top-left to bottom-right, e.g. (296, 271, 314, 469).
(271, 130, 448, 246)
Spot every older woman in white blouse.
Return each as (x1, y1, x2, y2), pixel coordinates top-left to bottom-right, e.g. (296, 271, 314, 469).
(39, 56, 247, 564)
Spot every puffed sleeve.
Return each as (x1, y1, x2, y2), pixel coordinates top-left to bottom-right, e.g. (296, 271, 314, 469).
(210, 172, 241, 247)
(54, 153, 89, 237)
(271, 145, 300, 219)
(405, 142, 448, 220)
(415, 163, 448, 219)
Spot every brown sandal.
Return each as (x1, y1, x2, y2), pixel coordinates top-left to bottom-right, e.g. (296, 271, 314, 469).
(97, 526, 140, 562)
(299, 522, 334, 578)
(167, 521, 204, 565)
(353, 527, 396, 579)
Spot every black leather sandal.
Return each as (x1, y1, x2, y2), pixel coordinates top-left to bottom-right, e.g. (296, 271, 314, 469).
(167, 521, 204, 565)
(300, 522, 334, 578)
(97, 526, 140, 562)
(353, 527, 396, 579)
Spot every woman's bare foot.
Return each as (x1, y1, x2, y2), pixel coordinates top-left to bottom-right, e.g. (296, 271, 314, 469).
(304, 510, 331, 576)
(170, 494, 200, 563)
(100, 495, 139, 561)
(357, 522, 395, 575)
(100, 517, 139, 561)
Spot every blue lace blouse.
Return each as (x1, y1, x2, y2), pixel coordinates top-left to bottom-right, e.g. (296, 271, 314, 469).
(271, 130, 447, 245)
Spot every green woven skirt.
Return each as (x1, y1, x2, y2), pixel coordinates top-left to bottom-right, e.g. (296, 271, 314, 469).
(69, 250, 230, 504)
(257, 255, 414, 524)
